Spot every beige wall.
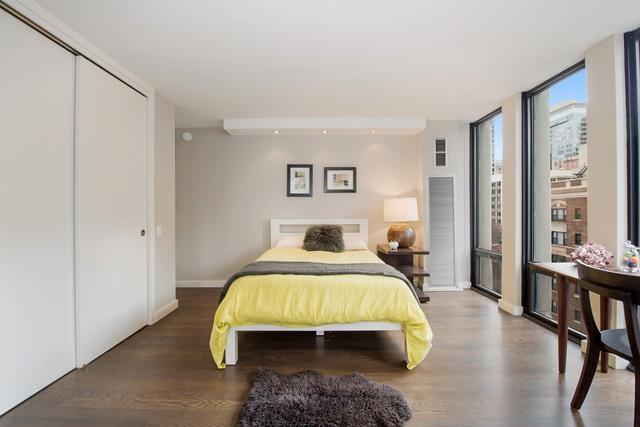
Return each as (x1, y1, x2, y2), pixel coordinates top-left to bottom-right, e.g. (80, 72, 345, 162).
(175, 128, 421, 282)
(154, 93, 177, 313)
(498, 93, 523, 315)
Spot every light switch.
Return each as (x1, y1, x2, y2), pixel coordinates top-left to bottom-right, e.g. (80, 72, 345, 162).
(156, 225, 162, 238)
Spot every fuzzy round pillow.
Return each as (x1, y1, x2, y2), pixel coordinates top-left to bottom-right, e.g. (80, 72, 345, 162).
(302, 225, 345, 253)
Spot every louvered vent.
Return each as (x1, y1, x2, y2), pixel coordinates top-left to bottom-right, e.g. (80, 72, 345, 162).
(434, 138, 446, 167)
(428, 176, 456, 289)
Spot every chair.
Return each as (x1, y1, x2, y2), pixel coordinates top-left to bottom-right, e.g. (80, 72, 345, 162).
(572, 260, 640, 426)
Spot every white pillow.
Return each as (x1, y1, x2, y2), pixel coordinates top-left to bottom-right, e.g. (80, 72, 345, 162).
(275, 235, 304, 248)
(343, 234, 368, 251)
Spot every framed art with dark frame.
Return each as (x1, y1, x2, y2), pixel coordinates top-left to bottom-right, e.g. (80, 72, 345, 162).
(324, 167, 357, 193)
(287, 164, 313, 197)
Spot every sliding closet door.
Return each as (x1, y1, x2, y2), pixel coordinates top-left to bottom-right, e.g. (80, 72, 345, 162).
(75, 57, 148, 367)
(0, 11, 76, 414)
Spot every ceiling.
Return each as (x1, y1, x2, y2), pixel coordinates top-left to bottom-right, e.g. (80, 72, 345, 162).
(34, 0, 640, 127)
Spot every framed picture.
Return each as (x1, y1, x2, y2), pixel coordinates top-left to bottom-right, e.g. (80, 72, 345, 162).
(287, 164, 313, 197)
(324, 167, 357, 193)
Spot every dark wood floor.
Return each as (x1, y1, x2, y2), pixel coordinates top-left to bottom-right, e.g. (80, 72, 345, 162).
(1, 288, 634, 426)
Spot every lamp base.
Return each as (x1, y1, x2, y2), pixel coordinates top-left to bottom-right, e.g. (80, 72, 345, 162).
(387, 223, 416, 248)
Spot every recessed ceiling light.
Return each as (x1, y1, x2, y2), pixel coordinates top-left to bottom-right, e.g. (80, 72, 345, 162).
(181, 131, 193, 142)
(273, 130, 279, 134)
(370, 130, 376, 134)
(322, 130, 328, 134)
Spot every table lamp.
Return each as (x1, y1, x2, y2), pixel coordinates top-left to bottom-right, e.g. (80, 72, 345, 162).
(383, 197, 418, 248)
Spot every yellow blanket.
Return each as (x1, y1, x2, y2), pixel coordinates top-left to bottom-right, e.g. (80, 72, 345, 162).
(209, 248, 432, 369)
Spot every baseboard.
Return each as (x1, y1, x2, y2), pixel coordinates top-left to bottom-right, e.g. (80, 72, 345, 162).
(580, 339, 627, 369)
(425, 285, 463, 292)
(176, 280, 225, 288)
(460, 281, 472, 290)
(498, 298, 524, 316)
(153, 299, 178, 323)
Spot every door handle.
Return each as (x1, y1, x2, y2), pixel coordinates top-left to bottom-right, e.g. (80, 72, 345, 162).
(140, 229, 146, 236)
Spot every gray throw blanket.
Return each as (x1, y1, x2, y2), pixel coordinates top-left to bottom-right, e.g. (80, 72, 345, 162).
(218, 261, 419, 303)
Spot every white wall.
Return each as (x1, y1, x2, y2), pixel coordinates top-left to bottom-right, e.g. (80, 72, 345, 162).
(175, 128, 421, 283)
(154, 93, 177, 320)
(420, 121, 471, 289)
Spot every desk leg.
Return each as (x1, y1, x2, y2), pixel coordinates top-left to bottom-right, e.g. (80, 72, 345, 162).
(600, 296, 610, 373)
(557, 275, 569, 374)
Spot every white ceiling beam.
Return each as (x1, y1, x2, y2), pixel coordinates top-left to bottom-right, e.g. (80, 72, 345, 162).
(223, 118, 426, 136)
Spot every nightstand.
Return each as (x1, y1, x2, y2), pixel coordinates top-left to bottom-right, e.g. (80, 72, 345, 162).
(377, 244, 430, 303)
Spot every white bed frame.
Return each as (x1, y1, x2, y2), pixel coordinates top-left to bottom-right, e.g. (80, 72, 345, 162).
(224, 218, 405, 365)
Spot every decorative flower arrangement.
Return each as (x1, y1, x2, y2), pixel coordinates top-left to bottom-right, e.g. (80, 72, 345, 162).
(570, 242, 614, 268)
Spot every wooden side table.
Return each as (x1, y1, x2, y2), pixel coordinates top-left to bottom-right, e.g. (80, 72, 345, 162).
(377, 244, 430, 303)
(530, 262, 610, 374)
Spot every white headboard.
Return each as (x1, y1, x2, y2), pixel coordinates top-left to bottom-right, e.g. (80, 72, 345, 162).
(270, 218, 369, 248)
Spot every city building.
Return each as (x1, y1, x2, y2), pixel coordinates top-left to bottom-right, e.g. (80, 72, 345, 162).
(547, 105, 588, 335)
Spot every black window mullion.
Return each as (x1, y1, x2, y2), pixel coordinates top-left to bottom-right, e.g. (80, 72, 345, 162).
(625, 28, 640, 246)
(522, 61, 587, 338)
(470, 108, 502, 297)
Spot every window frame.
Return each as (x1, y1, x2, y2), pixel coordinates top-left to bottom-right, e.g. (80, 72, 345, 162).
(522, 60, 587, 341)
(625, 27, 640, 245)
(470, 107, 503, 299)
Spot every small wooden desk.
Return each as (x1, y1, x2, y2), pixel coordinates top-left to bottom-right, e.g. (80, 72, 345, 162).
(529, 262, 610, 374)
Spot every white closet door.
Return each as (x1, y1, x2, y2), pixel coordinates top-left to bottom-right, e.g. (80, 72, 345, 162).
(75, 57, 148, 367)
(0, 11, 76, 414)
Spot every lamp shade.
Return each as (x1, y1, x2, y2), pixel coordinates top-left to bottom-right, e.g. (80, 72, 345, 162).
(384, 197, 418, 222)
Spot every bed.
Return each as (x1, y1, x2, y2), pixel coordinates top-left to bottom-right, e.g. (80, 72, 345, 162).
(209, 218, 432, 369)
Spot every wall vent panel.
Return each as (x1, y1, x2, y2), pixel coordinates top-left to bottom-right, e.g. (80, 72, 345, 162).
(428, 176, 456, 289)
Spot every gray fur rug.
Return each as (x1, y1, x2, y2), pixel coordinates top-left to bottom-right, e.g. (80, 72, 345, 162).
(237, 368, 412, 427)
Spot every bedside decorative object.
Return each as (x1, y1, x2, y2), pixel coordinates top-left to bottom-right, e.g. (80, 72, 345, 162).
(324, 167, 356, 193)
(383, 197, 419, 248)
(620, 241, 639, 273)
(377, 244, 429, 303)
(570, 241, 614, 268)
(389, 240, 399, 251)
(287, 164, 313, 197)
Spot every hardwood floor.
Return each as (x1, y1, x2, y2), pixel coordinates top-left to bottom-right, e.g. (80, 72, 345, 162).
(1, 288, 634, 426)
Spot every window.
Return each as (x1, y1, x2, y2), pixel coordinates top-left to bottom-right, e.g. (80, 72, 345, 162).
(523, 62, 588, 338)
(575, 233, 582, 246)
(551, 231, 567, 246)
(626, 27, 640, 245)
(574, 284, 580, 297)
(551, 208, 566, 221)
(574, 310, 582, 323)
(471, 109, 503, 297)
(551, 300, 558, 314)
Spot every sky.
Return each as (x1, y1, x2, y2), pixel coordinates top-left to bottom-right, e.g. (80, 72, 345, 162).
(493, 114, 503, 161)
(549, 68, 587, 106)
(491, 67, 586, 163)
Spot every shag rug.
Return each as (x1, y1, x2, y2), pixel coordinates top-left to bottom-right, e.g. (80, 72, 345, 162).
(237, 368, 412, 427)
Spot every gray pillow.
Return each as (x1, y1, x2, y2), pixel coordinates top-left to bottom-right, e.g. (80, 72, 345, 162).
(302, 225, 345, 253)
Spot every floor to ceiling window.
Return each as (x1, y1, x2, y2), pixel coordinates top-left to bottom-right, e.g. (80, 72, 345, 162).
(523, 62, 588, 336)
(470, 109, 503, 297)
(626, 27, 640, 246)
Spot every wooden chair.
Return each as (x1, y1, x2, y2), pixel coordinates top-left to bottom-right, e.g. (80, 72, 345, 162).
(572, 260, 640, 426)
